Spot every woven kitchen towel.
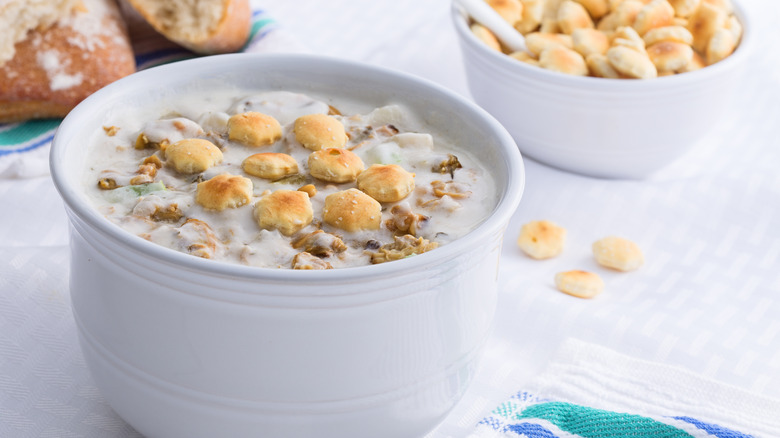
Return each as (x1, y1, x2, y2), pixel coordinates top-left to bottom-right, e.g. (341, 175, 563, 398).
(0, 1, 304, 179)
(471, 338, 780, 438)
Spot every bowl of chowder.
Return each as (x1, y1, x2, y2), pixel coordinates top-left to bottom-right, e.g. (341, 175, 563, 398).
(50, 54, 524, 438)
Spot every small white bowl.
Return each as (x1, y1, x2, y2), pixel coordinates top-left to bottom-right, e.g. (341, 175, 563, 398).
(452, 3, 751, 179)
(50, 54, 524, 438)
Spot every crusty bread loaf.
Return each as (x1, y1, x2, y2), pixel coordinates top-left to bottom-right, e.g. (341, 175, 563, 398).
(125, 0, 251, 54)
(0, 0, 136, 123)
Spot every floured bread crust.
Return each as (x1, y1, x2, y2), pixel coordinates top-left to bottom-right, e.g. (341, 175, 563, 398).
(0, 0, 135, 123)
(0, 0, 78, 65)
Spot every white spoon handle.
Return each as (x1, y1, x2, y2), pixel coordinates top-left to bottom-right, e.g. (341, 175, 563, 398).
(455, 0, 530, 54)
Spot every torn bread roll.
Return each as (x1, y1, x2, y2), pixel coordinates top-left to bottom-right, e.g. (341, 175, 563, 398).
(0, 0, 136, 123)
(125, 0, 251, 54)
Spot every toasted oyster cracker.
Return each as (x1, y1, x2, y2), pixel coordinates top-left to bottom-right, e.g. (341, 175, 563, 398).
(592, 236, 644, 271)
(526, 32, 574, 55)
(517, 220, 567, 259)
(607, 45, 657, 78)
(196, 174, 253, 211)
(510, 50, 541, 66)
(540, 18, 562, 33)
(243, 152, 298, 180)
(323, 188, 382, 232)
(539, 46, 589, 75)
(293, 113, 347, 151)
(642, 25, 693, 45)
(688, 1, 727, 52)
(515, 0, 545, 34)
(668, 0, 700, 17)
(487, 0, 525, 24)
(613, 0, 644, 27)
(574, 0, 609, 19)
(543, 0, 566, 20)
(706, 27, 736, 64)
(647, 40, 693, 71)
(597, 12, 620, 32)
(679, 50, 706, 72)
(572, 28, 610, 56)
(587, 53, 622, 77)
(308, 148, 365, 183)
(254, 190, 313, 236)
(633, 0, 675, 35)
(702, 0, 733, 13)
(612, 26, 647, 53)
(228, 112, 282, 147)
(357, 164, 416, 203)
(724, 14, 742, 42)
(471, 23, 503, 52)
(165, 138, 223, 174)
(558, 0, 595, 34)
(555, 270, 604, 298)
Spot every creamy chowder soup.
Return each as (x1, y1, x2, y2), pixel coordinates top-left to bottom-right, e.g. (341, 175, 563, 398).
(84, 91, 497, 269)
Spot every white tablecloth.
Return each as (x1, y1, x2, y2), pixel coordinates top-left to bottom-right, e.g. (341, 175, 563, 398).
(1, 0, 779, 436)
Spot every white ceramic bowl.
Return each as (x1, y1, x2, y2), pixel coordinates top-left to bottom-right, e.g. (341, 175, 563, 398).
(50, 54, 524, 438)
(452, 3, 752, 179)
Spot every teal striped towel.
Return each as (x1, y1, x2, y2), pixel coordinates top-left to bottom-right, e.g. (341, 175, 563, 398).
(471, 339, 780, 438)
(0, 1, 301, 178)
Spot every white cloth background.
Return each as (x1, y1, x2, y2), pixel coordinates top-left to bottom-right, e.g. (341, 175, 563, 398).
(1, 0, 779, 436)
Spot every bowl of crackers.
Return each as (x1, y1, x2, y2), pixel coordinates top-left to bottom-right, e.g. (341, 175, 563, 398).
(452, 0, 751, 179)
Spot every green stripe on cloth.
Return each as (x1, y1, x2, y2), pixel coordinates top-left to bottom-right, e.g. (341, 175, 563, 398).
(251, 18, 275, 38)
(242, 17, 276, 51)
(493, 401, 521, 419)
(0, 119, 60, 147)
(517, 402, 694, 438)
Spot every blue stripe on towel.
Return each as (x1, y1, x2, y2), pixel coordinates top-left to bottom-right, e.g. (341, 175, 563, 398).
(672, 417, 755, 438)
(507, 423, 560, 438)
(478, 416, 505, 430)
(0, 132, 55, 157)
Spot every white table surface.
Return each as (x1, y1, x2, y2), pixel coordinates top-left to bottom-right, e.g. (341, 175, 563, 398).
(1, 0, 779, 436)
